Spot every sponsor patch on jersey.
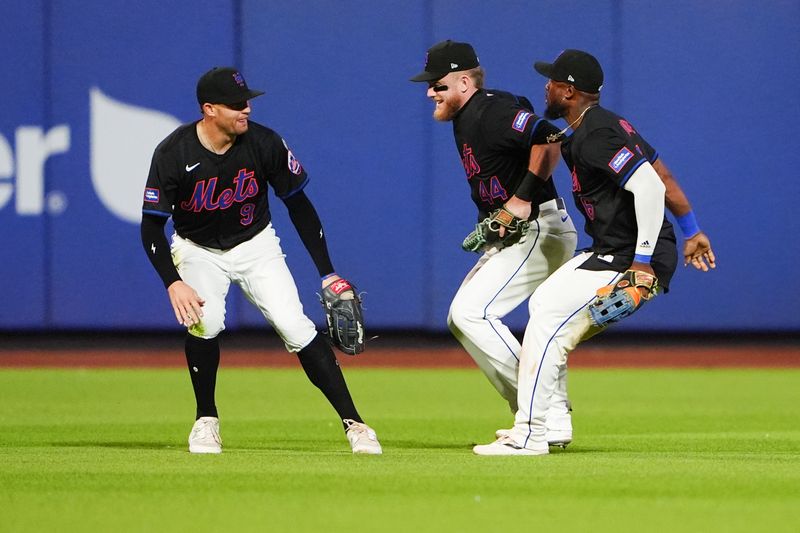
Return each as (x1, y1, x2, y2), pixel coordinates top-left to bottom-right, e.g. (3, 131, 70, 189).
(608, 147, 634, 174)
(144, 188, 160, 203)
(287, 149, 302, 175)
(512, 110, 533, 132)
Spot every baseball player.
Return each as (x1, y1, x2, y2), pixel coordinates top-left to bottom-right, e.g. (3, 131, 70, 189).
(474, 49, 715, 455)
(410, 40, 578, 446)
(140, 67, 381, 455)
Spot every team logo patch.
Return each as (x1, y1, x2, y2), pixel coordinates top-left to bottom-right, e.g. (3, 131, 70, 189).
(619, 119, 636, 136)
(287, 149, 302, 175)
(608, 147, 634, 173)
(512, 110, 533, 132)
(144, 188, 160, 203)
(330, 279, 352, 295)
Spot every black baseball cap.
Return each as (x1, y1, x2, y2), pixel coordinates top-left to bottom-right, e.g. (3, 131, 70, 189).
(196, 67, 265, 105)
(534, 49, 604, 93)
(409, 40, 480, 82)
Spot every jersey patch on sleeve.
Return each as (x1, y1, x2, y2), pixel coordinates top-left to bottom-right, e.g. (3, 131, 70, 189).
(608, 147, 634, 174)
(144, 188, 160, 203)
(512, 110, 533, 132)
(287, 149, 303, 175)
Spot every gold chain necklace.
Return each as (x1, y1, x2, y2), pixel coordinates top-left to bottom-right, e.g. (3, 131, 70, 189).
(546, 105, 597, 143)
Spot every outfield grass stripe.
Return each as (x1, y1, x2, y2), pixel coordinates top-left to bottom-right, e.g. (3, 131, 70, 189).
(1, 368, 799, 532)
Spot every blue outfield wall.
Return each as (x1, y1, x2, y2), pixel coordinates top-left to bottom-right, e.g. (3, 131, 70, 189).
(1, 1, 798, 332)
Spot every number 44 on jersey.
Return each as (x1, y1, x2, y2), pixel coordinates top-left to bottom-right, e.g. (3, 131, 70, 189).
(478, 175, 508, 205)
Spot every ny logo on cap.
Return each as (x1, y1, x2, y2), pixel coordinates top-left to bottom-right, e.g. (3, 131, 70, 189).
(233, 72, 245, 87)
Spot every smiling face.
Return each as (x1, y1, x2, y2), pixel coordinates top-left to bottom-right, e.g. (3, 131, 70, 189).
(425, 71, 479, 122)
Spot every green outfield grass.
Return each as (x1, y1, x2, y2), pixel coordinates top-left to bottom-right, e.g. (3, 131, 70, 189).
(1, 367, 799, 532)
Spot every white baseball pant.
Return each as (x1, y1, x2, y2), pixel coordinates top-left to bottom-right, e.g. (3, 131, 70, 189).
(170, 224, 318, 352)
(448, 198, 577, 426)
(512, 251, 619, 448)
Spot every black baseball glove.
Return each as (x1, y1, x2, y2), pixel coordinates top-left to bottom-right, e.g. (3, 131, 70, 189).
(462, 207, 530, 253)
(320, 278, 365, 355)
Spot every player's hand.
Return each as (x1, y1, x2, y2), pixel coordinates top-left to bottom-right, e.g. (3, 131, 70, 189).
(629, 261, 656, 299)
(167, 280, 205, 327)
(683, 231, 716, 271)
(500, 196, 532, 238)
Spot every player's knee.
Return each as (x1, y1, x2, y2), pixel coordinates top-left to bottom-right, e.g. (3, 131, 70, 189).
(448, 302, 467, 332)
(449, 299, 484, 332)
(447, 313, 460, 336)
(273, 317, 317, 353)
(190, 311, 225, 339)
(528, 291, 548, 316)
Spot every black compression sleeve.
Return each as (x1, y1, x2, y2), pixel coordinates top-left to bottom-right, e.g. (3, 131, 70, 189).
(141, 213, 181, 288)
(514, 171, 546, 202)
(282, 191, 335, 277)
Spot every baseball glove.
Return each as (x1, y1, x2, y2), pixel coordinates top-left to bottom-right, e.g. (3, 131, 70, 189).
(320, 278, 365, 355)
(462, 207, 530, 253)
(588, 269, 659, 327)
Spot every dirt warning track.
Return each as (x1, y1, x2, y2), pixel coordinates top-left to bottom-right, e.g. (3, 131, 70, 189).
(1, 344, 798, 368)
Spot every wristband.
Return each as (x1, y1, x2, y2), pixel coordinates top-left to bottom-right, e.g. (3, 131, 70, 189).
(676, 211, 700, 238)
(321, 273, 338, 282)
(514, 170, 544, 201)
(633, 254, 652, 264)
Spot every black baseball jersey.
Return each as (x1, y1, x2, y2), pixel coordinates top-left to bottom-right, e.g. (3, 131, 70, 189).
(452, 89, 562, 219)
(561, 106, 677, 289)
(142, 121, 307, 250)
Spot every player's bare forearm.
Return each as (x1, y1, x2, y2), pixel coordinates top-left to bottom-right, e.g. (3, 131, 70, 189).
(529, 142, 561, 179)
(167, 280, 205, 327)
(683, 232, 716, 271)
(652, 159, 691, 216)
(652, 159, 716, 271)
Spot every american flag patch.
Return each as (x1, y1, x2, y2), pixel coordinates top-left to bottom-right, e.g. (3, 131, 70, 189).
(608, 147, 634, 173)
(512, 110, 533, 132)
(144, 188, 160, 202)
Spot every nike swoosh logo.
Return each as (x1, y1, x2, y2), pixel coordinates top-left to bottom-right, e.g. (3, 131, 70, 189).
(185, 162, 200, 172)
(561, 215, 569, 222)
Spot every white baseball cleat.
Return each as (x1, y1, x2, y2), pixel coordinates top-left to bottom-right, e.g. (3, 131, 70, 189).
(495, 427, 573, 448)
(545, 429, 573, 448)
(188, 416, 222, 454)
(473, 435, 549, 456)
(344, 419, 382, 455)
(544, 410, 574, 447)
(495, 428, 512, 439)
